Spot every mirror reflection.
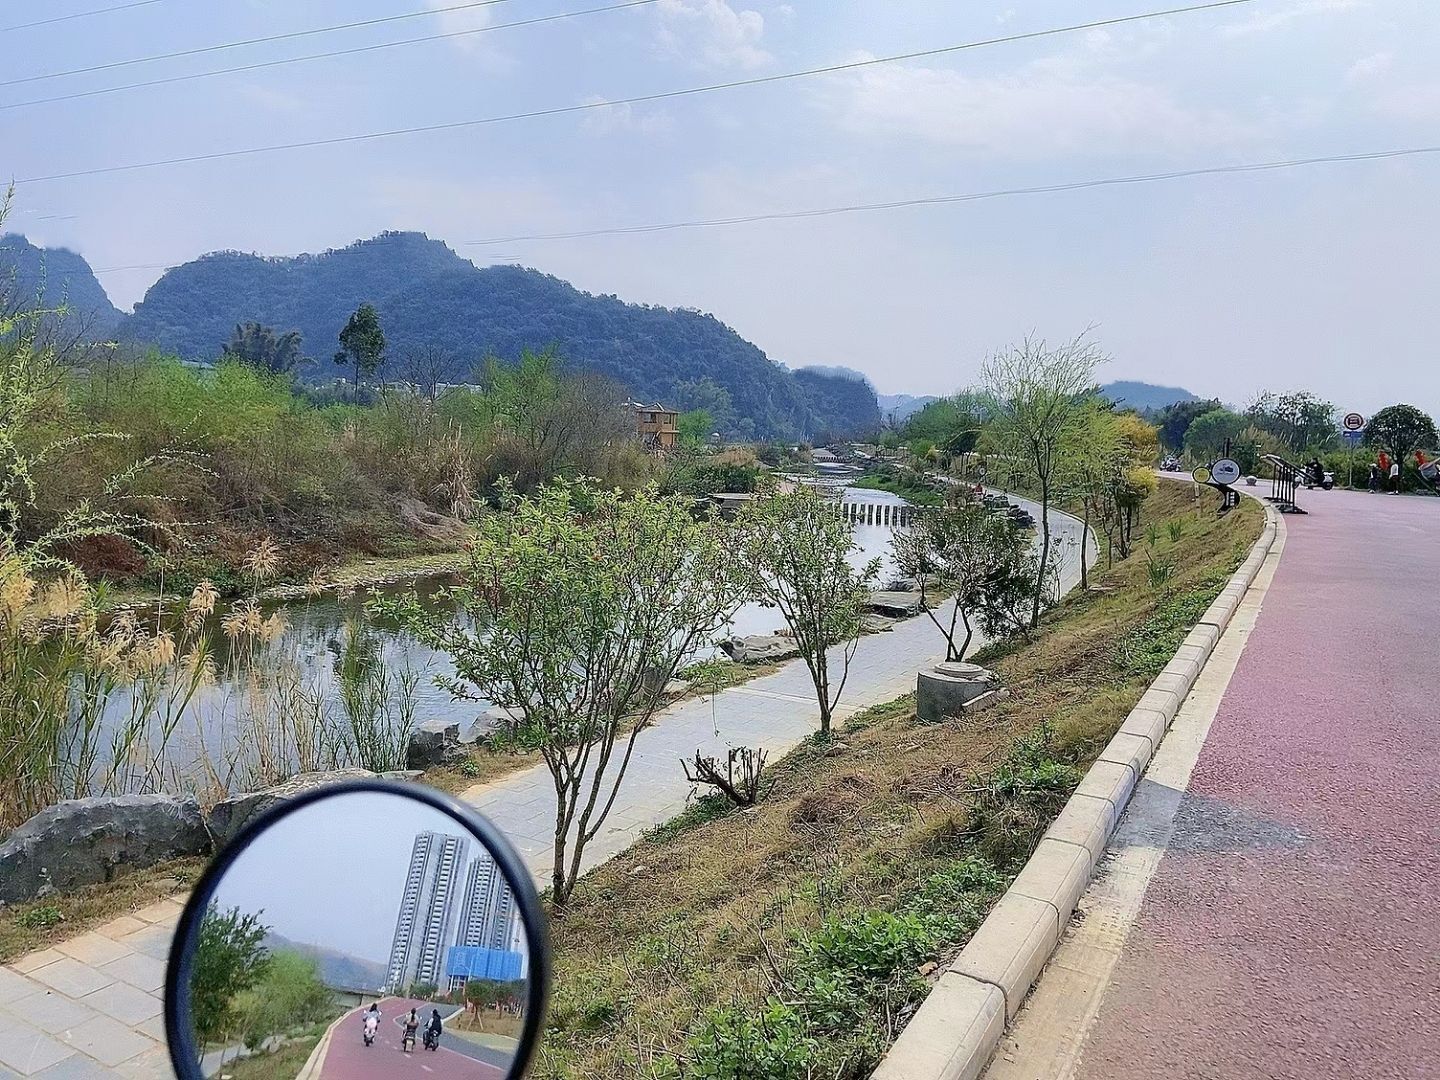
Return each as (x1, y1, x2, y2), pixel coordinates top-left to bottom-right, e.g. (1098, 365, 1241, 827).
(184, 791, 533, 1078)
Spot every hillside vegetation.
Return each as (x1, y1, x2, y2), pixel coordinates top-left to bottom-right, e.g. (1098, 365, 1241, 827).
(116, 231, 880, 439)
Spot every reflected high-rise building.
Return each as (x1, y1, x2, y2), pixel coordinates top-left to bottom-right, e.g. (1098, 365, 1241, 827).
(458, 853, 520, 952)
(385, 830, 468, 993)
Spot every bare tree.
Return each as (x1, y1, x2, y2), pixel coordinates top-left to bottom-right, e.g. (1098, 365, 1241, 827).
(981, 334, 1103, 627)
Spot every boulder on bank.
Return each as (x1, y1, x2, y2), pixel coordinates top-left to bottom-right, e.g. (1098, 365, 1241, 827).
(407, 720, 468, 770)
(207, 768, 375, 847)
(916, 662, 1007, 723)
(0, 794, 211, 905)
(868, 590, 924, 618)
(718, 634, 800, 664)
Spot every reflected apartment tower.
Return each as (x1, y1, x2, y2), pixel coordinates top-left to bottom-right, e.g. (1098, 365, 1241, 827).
(385, 830, 468, 993)
(444, 853, 524, 992)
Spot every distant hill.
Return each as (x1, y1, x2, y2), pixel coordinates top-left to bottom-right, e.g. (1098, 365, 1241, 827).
(266, 932, 388, 993)
(793, 366, 882, 439)
(876, 393, 938, 423)
(0, 234, 123, 333)
(1099, 381, 1199, 412)
(117, 231, 879, 441)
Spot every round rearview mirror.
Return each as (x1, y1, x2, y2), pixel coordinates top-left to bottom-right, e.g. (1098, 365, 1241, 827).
(164, 780, 548, 1079)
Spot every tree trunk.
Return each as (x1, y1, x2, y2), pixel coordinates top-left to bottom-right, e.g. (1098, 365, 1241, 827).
(550, 812, 569, 905)
(1079, 508, 1090, 591)
(1032, 480, 1050, 629)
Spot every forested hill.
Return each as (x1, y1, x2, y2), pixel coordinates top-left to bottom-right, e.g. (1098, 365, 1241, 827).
(117, 231, 880, 440)
(0, 234, 123, 332)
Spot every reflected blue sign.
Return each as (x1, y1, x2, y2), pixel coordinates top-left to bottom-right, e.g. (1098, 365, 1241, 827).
(446, 946, 524, 982)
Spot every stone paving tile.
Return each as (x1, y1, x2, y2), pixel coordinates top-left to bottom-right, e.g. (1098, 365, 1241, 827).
(113, 1046, 174, 1080)
(6, 954, 62, 978)
(113, 927, 171, 963)
(57, 1015, 153, 1068)
(134, 1016, 166, 1043)
(30, 1055, 124, 1080)
(3, 992, 99, 1037)
(0, 1018, 75, 1076)
(97, 955, 165, 995)
(80, 983, 160, 1027)
(128, 902, 181, 927)
(94, 918, 148, 941)
(25, 960, 111, 1000)
(0, 973, 35, 1009)
(54, 934, 130, 969)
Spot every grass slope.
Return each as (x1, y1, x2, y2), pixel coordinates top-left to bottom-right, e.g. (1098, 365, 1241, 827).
(535, 480, 1261, 1079)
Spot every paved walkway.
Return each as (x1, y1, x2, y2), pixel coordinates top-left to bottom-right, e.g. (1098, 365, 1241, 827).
(0, 897, 180, 1079)
(461, 493, 1089, 881)
(0, 492, 1086, 1078)
(990, 488, 1439, 1080)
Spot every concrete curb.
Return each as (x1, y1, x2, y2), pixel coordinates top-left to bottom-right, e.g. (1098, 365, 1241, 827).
(872, 495, 1282, 1080)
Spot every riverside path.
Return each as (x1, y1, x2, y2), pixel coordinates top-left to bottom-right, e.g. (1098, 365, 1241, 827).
(988, 486, 1439, 1080)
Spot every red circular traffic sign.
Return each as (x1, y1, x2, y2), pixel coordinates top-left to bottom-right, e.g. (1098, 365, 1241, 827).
(1342, 412, 1365, 431)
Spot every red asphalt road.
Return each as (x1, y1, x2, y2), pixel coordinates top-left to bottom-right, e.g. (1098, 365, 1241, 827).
(1077, 489, 1440, 1080)
(318, 997, 504, 1080)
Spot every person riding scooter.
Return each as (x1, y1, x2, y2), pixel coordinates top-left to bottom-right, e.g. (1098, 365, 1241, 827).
(362, 1009, 379, 1047)
(402, 1008, 419, 1053)
(424, 1008, 443, 1051)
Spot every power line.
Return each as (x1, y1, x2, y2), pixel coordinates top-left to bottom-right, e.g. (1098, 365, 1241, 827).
(14, 0, 1261, 187)
(1, 1, 164, 34)
(2, 0, 663, 112)
(2, 0, 525, 88)
(456, 146, 1440, 244)
(83, 144, 1440, 274)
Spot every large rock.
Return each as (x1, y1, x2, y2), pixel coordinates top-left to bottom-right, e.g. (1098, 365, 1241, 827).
(207, 768, 375, 847)
(0, 794, 211, 905)
(916, 662, 1005, 723)
(718, 634, 800, 664)
(406, 720, 468, 770)
(868, 590, 924, 618)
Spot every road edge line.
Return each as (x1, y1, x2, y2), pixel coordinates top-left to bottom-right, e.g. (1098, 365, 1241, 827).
(871, 494, 1282, 1080)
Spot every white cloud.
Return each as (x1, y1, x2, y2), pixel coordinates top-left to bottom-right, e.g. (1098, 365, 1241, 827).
(1345, 51, 1393, 83)
(655, 0, 770, 69)
(422, 0, 510, 65)
(579, 96, 673, 136)
(1219, 0, 1366, 39)
(823, 56, 1260, 159)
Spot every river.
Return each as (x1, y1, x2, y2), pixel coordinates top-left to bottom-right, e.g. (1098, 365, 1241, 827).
(87, 487, 909, 796)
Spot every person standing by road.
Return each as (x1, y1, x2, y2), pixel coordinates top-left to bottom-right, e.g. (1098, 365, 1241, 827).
(1368, 462, 1381, 492)
(1389, 458, 1401, 493)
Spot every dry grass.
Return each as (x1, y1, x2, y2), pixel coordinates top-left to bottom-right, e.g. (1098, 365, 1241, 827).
(535, 481, 1261, 1079)
(0, 858, 205, 963)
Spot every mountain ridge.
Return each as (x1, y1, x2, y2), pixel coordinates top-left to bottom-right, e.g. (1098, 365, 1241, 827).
(114, 231, 881, 440)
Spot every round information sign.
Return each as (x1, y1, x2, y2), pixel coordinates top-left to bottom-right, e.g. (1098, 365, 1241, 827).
(1342, 412, 1365, 432)
(1192, 465, 1211, 485)
(1211, 458, 1241, 486)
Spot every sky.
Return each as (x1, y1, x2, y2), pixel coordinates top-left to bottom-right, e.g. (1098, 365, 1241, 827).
(211, 789, 531, 967)
(6, 0, 1440, 414)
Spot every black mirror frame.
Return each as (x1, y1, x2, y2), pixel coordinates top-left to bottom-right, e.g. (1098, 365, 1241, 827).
(163, 778, 551, 1079)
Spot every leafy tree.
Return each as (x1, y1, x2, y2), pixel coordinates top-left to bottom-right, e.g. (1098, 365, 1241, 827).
(1154, 397, 1222, 453)
(380, 481, 746, 904)
(333, 302, 386, 396)
(233, 950, 333, 1050)
(1183, 408, 1248, 462)
(1247, 391, 1337, 451)
(189, 904, 270, 1048)
(221, 322, 304, 375)
(1363, 404, 1439, 471)
(892, 501, 1038, 660)
(981, 333, 1103, 628)
(900, 394, 987, 459)
(678, 409, 715, 447)
(736, 485, 879, 735)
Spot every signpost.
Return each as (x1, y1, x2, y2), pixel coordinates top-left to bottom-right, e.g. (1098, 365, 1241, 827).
(1342, 413, 1365, 488)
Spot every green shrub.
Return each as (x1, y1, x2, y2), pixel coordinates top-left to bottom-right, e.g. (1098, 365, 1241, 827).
(966, 728, 1082, 868)
(15, 904, 63, 931)
(1113, 578, 1222, 681)
(685, 1002, 817, 1080)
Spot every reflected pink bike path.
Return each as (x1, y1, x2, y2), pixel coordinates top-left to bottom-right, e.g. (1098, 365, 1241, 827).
(1077, 489, 1440, 1079)
(319, 997, 504, 1080)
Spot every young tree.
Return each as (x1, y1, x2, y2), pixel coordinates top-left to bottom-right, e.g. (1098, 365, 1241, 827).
(981, 334, 1103, 628)
(892, 501, 1039, 660)
(333, 302, 386, 398)
(677, 408, 715, 447)
(233, 951, 333, 1050)
(189, 904, 270, 1048)
(736, 485, 879, 735)
(380, 481, 746, 905)
(1059, 404, 1123, 586)
(221, 322, 304, 375)
(1364, 404, 1438, 473)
